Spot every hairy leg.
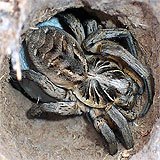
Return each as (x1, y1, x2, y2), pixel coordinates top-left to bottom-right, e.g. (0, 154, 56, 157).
(57, 13, 85, 44)
(83, 28, 138, 57)
(27, 101, 83, 118)
(105, 105, 134, 149)
(88, 108, 118, 155)
(84, 40, 154, 117)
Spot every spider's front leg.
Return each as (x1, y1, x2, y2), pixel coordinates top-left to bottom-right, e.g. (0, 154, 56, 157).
(83, 28, 138, 57)
(117, 108, 137, 122)
(83, 39, 154, 117)
(88, 108, 118, 155)
(88, 105, 134, 155)
(105, 105, 134, 149)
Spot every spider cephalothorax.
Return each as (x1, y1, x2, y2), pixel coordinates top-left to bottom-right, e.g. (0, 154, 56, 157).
(10, 9, 154, 155)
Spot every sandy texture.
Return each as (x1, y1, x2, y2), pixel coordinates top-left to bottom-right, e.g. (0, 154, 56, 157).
(0, 0, 159, 160)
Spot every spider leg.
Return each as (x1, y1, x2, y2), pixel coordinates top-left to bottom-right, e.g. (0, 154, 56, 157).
(10, 69, 67, 102)
(102, 42, 154, 117)
(27, 101, 83, 118)
(105, 105, 134, 149)
(11, 69, 84, 118)
(57, 13, 85, 44)
(88, 109, 118, 155)
(117, 108, 137, 121)
(84, 40, 154, 117)
(83, 19, 98, 36)
(83, 28, 138, 57)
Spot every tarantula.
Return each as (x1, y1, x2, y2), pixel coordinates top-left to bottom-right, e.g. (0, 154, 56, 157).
(10, 10, 154, 155)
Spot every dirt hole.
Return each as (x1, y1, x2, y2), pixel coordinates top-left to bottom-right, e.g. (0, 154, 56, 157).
(1, 2, 159, 160)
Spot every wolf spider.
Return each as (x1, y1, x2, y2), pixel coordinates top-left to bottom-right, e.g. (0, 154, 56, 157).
(10, 10, 154, 155)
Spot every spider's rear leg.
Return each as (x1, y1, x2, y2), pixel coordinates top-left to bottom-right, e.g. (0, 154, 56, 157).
(27, 101, 83, 118)
(17, 70, 67, 99)
(88, 109, 118, 155)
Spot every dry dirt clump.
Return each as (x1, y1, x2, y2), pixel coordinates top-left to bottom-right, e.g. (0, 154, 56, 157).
(0, 0, 159, 160)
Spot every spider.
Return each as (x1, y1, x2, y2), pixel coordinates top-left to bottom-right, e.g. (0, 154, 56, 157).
(10, 11, 154, 155)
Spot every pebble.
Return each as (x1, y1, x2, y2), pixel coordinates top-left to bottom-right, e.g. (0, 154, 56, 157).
(121, 150, 130, 158)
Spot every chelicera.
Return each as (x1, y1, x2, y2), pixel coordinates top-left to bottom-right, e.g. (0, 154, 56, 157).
(10, 9, 154, 155)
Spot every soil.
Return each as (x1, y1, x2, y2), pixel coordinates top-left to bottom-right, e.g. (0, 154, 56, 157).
(0, 1, 159, 160)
